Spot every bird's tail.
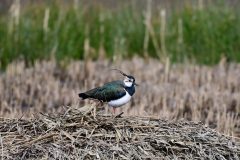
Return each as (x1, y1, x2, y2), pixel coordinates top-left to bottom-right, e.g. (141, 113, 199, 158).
(78, 93, 89, 100)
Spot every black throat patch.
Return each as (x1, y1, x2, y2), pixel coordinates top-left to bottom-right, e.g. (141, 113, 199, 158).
(125, 86, 135, 96)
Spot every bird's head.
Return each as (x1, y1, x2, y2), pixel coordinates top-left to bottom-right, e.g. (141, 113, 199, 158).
(112, 69, 138, 87)
(123, 75, 136, 87)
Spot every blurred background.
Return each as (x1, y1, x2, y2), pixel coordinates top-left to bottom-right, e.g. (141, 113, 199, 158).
(0, 0, 239, 138)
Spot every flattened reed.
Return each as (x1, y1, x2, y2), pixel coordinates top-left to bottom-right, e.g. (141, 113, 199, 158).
(0, 58, 239, 137)
(1, 106, 239, 159)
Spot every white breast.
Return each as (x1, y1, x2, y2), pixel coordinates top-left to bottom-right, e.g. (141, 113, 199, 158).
(108, 90, 132, 107)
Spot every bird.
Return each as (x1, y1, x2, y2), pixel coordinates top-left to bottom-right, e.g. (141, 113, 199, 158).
(78, 69, 138, 114)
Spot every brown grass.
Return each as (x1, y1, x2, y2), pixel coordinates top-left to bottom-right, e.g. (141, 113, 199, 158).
(1, 106, 240, 159)
(0, 57, 239, 138)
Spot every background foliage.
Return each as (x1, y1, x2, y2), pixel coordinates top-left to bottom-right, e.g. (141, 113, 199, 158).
(0, 1, 240, 68)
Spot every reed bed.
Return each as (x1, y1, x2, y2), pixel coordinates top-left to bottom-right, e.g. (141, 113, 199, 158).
(1, 0, 240, 68)
(1, 106, 239, 159)
(0, 58, 239, 138)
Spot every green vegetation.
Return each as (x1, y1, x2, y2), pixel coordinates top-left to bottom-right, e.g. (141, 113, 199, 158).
(0, 2, 240, 68)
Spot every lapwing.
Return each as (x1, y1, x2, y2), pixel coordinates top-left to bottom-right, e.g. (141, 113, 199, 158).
(78, 69, 138, 114)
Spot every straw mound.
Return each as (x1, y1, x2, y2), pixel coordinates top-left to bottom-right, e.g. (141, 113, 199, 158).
(1, 106, 240, 160)
(1, 59, 240, 136)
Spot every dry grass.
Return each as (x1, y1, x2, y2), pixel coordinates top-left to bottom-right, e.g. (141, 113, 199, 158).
(0, 57, 239, 138)
(1, 106, 239, 159)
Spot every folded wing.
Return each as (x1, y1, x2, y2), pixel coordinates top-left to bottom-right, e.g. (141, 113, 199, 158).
(79, 81, 126, 102)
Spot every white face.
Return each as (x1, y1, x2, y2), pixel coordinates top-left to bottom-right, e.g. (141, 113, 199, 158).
(123, 77, 134, 87)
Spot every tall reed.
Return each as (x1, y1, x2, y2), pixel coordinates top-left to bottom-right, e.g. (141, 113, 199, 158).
(0, 1, 240, 68)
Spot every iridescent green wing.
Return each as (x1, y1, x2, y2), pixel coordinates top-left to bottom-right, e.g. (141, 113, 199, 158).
(84, 81, 126, 102)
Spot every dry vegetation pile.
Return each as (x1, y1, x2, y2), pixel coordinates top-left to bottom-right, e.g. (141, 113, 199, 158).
(1, 106, 240, 159)
(0, 58, 239, 137)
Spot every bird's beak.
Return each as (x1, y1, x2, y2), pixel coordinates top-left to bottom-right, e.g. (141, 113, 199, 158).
(134, 82, 139, 86)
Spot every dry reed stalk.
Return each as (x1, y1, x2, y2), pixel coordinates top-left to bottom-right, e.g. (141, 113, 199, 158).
(177, 18, 183, 53)
(143, 0, 151, 58)
(43, 8, 50, 34)
(145, 12, 161, 59)
(98, 13, 106, 60)
(160, 9, 167, 58)
(73, 0, 79, 12)
(198, 0, 204, 10)
(8, 0, 20, 34)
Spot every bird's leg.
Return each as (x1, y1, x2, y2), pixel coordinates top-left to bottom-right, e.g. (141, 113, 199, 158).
(112, 107, 116, 115)
(112, 107, 124, 118)
(93, 105, 96, 119)
(96, 100, 100, 107)
(105, 105, 109, 116)
(100, 100, 104, 106)
(91, 100, 101, 119)
(93, 100, 108, 117)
